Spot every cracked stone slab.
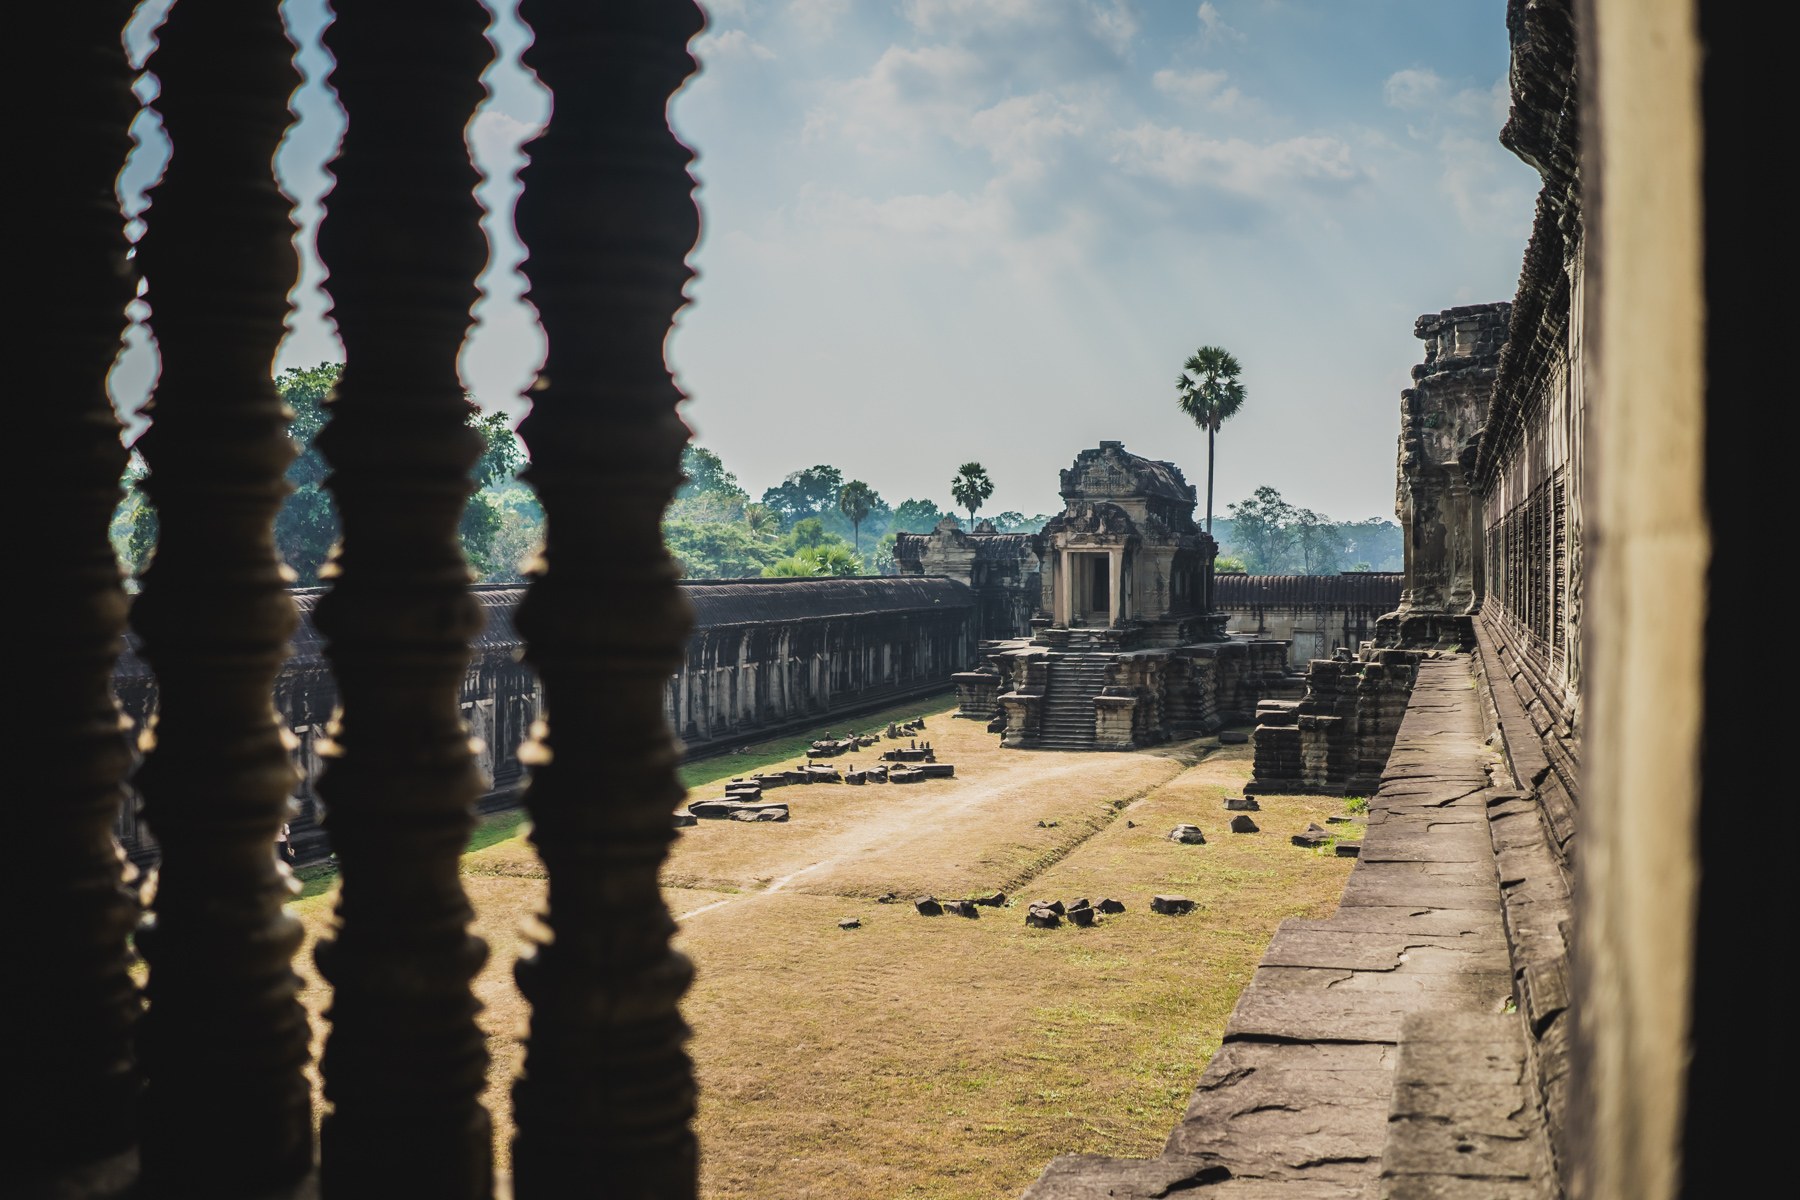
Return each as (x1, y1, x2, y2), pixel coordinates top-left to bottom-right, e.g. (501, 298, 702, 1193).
(1261, 928, 1508, 974)
(1251, 966, 1512, 1006)
(1278, 909, 1501, 938)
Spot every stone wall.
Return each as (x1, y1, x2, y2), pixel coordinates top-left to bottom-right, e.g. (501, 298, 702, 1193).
(666, 576, 974, 753)
(1382, 303, 1511, 648)
(1248, 649, 1422, 796)
(893, 519, 1041, 643)
(1217, 572, 1403, 667)
(114, 576, 977, 864)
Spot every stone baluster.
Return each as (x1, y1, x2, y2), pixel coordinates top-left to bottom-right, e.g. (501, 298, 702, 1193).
(308, 4, 494, 1196)
(14, 5, 143, 1182)
(509, 2, 705, 1194)
(126, 0, 314, 1189)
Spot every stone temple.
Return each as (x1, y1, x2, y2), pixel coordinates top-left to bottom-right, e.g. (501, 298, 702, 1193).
(953, 442, 1287, 750)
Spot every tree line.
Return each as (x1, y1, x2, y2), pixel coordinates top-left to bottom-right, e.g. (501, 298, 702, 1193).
(665, 452, 1055, 579)
(108, 361, 1400, 584)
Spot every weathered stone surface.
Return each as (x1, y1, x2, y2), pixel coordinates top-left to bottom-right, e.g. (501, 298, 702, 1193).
(729, 807, 787, 822)
(1150, 894, 1195, 915)
(914, 896, 943, 916)
(1096, 897, 1126, 914)
(941, 900, 979, 919)
(1336, 841, 1362, 857)
(969, 891, 1007, 907)
(1229, 814, 1259, 833)
(1025, 906, 1062, 929)
(672, 812, 696, 828)
(1225, 796, 1260, 811)
(1218, 729, 1250, 745)
(1291, 823, 1331, 848)
(837, 918, 860, 930)
(1169, 824, 1206, 844)
(1066, 904, 1096, 927)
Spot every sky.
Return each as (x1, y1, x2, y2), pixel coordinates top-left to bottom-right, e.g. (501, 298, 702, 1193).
(112, 0, 1538, 523)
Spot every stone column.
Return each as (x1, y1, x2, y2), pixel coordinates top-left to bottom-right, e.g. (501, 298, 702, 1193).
(1108, 550, 1123, 626)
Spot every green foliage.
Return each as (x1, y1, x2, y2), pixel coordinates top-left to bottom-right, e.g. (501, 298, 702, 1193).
(873, 530, 900, 574)
(1346, 795, 1369, 814)
(892, 497, 950, 533)
(1225, 485, 1295, 573)
(272, 362, 343, 585)
(1214, 554, 1248, 573)
(760, 465, 843, 529)
(679, 445, 747, 502)
(666, 517, 781, 579)
(950, 462, 994, 525)
(764, 543, 861, 578)
(1174, 346, 1247, 434)
(1211, 489, 1403, 574)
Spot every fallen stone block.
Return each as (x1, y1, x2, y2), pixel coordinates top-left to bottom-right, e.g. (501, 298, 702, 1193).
(1291, 823, 1332, 849)
(1033, 899, 1066, 915)
(889, 766, 926, 784)
(915, 896, 944, 916)
(672, 813, 697, 828)
(1025, 905, 1062, 929)
(970, 891, 1007, 907)
(1151, 894, 1196, 916)
(1096, 898, 1126, 914)
(941, 900, 980, 919)
(730, 808, 787, 822)
(1335, 841, 1362, 858)
(1229, 814, 1259, 834)
(1066, 904, 1096, 927)
(876, 892, 899, 904)
(838, 918, 861, 930)
(1224, 797, 1260, 812)
(1218, 730, 1250, 745)
(1037, 819, 1059, 828)
(688, 799, 790, 820)
(917, 763, 955, 778)
(1169, 824, 1206, 844)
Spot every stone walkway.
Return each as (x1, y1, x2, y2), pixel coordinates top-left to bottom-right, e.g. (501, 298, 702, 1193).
(1023, 657, 1555, 1199)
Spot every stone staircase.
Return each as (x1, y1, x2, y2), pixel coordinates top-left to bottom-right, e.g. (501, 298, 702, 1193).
(1035, 654, 1111, 749)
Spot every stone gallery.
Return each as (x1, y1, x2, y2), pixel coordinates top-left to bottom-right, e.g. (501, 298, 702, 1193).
(28, 0, 1755, 1197)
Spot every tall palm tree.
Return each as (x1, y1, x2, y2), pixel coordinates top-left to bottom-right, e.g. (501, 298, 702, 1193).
(1175, 346, 1247, 533)
(837, 480, 875, 555)
(950, 462, 994, 529)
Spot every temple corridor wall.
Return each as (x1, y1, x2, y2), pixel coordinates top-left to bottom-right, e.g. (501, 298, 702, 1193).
(114, 576, 977, 864)
(1217, 573, 1403, 667)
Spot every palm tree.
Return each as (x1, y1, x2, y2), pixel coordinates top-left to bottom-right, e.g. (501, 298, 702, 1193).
(950, 462, 994, 529)
(837, 480, 875, 555)
(1175, 346, 1247, 533)
(742, 502, 778, 540)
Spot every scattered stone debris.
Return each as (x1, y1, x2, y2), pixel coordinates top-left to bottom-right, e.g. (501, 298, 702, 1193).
(941, 900, 980, 918)
(890, 766, 927, 784)
(1126, 820, 1136, 828)
(970, 891, 1007, 907)
(914, 896, 944, 916)
(986, 714, 1006, 734)
(1169, 824, 1206, 844)
(1096, 898, 1126, 914)
(1229, 814, 1259, 834)
(1335, 842, 1362, 858)
(1325, 815, 1355, 824)
(1033, 899, 1066, 915)
(1224, 797, 1260, 812)
(1291, 823, 1332, 849)
(1066, 901, 1096, 927)
(806, 735, 858, 759)
(672, 813, 697, 828)
(1151, 894, 1196, 916)
(876, 892, 899, 904)
(1037, 819, 1060, 828)
(1218, 730, 1250, 745)
(1025, 904, 1062, 929)
(837, 918, 861, 930)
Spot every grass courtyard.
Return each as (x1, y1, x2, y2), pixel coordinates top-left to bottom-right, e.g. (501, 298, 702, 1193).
(284, 696, 1358, 1199)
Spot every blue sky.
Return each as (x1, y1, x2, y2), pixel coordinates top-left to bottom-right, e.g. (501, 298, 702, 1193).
(113, 0, 1535, 522)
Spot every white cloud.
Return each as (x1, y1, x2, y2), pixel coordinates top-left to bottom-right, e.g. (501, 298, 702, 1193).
(1385, 68, 1509, 124)
(1383, 66, 1445, 110)
(786, 0, 847, 29)
(700, 27, 777, 61)
(705, 0, 756, 19)
(1111, 124, 1359, 197)
(1197, 2, 1244, 46)
(1152, 67, 1246, 112)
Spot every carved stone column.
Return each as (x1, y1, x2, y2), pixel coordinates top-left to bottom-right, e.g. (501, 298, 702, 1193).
(509, 2, 705, 1195)
(127, 0, 313, 1189)
(15, 4, 143, 1180)
(308, 4, 495, 1197)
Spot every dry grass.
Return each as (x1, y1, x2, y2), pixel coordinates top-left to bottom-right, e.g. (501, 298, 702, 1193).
(277, 701, 1358, 1197)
